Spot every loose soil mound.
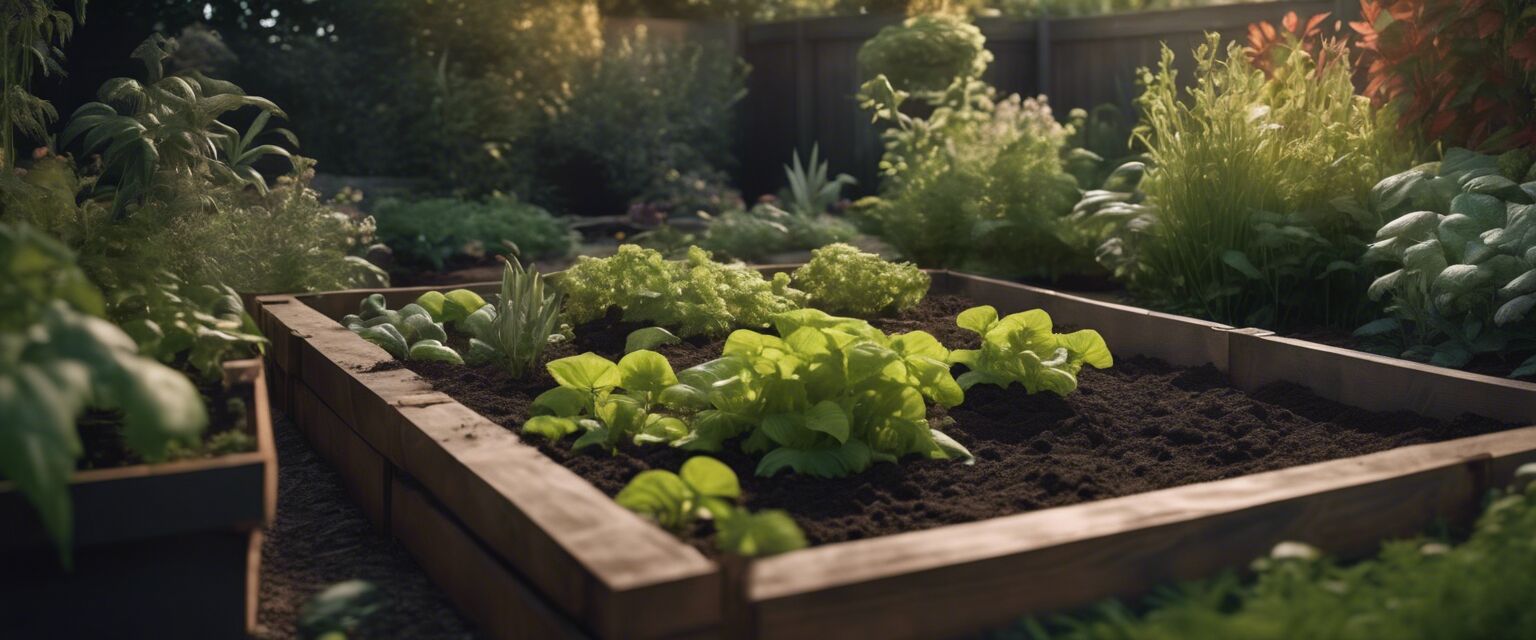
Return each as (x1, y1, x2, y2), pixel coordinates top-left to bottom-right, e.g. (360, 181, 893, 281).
(400, 296, 1509, 553)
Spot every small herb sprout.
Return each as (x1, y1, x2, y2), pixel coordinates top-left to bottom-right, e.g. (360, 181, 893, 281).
(617, 456, 807, 557)
(949, 306, 1113, 396)
(791, 243, 929, 316)
(479, 258, 564, 378)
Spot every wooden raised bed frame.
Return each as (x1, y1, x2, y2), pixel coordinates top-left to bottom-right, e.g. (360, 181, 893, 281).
(256, 271, 1536, 640)
(0, 358, 276, 638)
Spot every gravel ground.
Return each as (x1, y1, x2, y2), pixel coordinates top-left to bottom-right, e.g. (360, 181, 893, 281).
(253, 414, 476, 639)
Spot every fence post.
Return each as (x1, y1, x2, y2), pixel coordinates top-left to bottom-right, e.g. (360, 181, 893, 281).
(794, 19, 815, 157)
(1036, 10, 1051, 99)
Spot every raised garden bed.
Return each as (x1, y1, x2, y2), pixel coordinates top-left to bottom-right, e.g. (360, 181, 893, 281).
(256, 271, 1536, 639)
(0, 358, 276, 638)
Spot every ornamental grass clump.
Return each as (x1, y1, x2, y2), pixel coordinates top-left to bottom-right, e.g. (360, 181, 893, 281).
(1094, 32, 1412, 328)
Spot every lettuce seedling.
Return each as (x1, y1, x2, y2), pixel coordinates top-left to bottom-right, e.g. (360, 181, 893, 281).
(949, 305, 1113, 395)
(523, 351, 688, 452)
(659, 308, 971, 478)
(616, 456, 807, 557)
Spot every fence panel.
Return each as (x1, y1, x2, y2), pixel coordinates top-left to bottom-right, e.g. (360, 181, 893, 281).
(736, 0, 1354, 198)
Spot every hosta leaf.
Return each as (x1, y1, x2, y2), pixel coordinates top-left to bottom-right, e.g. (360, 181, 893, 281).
(1464, 174, 1525, 201)
(1500, 270, 1536, 297)
(755, 440, 873, 478)
(441, 289, 487, 323)
(1370, 170, 1427, 216)
(1376, 210, 1439, 240)
(1495, 295, 1536, 326)
(547, 353, 621, 391)
(1450, 193, 1507, 230)
(531, 386, 589, 417)
(1432, 264, 1491, 296)
(1401, 240, 1447, 273)
(679, 456, 740, 500)
(617, 350, 677, 396)
(624, 327, 681, 354)
(1220, 250, 1263, 280)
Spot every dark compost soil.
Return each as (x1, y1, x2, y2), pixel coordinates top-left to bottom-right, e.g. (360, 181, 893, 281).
(74, 374, 254, 470)
(398, 295, 1511, 554)
(1280, 325, 1531, 381)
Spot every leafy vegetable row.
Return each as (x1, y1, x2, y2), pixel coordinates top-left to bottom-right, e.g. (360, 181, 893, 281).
(522, 305, 1111, 478)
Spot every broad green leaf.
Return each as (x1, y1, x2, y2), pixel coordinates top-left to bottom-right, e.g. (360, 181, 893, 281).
(615, 470, 691, 531)
(755, 440, 873, 478)
(441, 289, 488, 323)
(679, 456, 740, 500)
(625, 327, 681, 354)
(522, 415, 578, 440)
(803, 400, 851, 444)
(1450, 193, 1507, 230)
(1058, 330, 1113, 369)
(929, 429, 975, 465)
(407, 340, 463, 364)
(1220, 250, 1263, 280)
(547, 353, 621, 391)
(956, 305, 998, 334)
(1376, 210, 1439, 240)
(113, 354, 208, 459)
(617, 350, 677, 396)
(715, 509, 807, 557)
(1495, 294, 1536, 326)
(531, 386, 590, 417)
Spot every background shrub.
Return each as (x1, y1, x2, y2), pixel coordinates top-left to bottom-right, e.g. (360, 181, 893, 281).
(371, 197, 574, 274)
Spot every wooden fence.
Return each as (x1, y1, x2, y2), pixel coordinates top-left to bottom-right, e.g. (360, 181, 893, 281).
(734, 0, 1358, 197)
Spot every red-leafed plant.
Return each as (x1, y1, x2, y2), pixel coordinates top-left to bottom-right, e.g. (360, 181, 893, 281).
(1246, 11, 1346, 78)
(1352, 0, 1536, 152)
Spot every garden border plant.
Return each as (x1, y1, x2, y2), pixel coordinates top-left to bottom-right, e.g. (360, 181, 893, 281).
(256, 265, 1535, 639)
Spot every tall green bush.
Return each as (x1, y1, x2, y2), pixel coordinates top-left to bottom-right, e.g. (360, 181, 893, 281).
(371, 197, 573, 274)
(1081, 34, 1412, 327)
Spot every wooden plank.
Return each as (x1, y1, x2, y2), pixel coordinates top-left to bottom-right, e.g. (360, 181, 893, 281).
(394, 400, 720, 639)
(390, 476, 592, 640)
(0, 359, 274, 550)
(262, 294, 721, 639)
(1229, 331, 1536, 426)
(746, 427, 1536, 639)
(289, 378, 392, 529)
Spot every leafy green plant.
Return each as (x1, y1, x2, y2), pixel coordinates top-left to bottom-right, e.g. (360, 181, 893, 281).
(1, 0, 84, 170)
(61, 34, 292, 218)
(112, 272, 266, 381)
(298, 580, 384, 640)
(857, 13, 990, 95)
(370, 196, 573, 273)
(1064, 161, 1155, 280)
(208, 109, 298, 190)
(860, 76, 1087, 278)
(791, 243, 929, 316)
(344, 292, 469, 364)
(457, 259, 566, 377)
(541, 27, 746, 214)
(555, 245, 807, 337)
(659, 308, 972, 477)
(1356, 148, 1536, 376)
(1106, 33, 1412, 327)
(522, 350, 689, 453)
(0, 221, 207, 563)
(698, 205, 794, 262)
(522, 308, 973, 477)
(950, 306, 1113, 395)
(784, 144, 856, 218)
(1005, 472, 1536, 640)
(617, 456, 806, 557)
